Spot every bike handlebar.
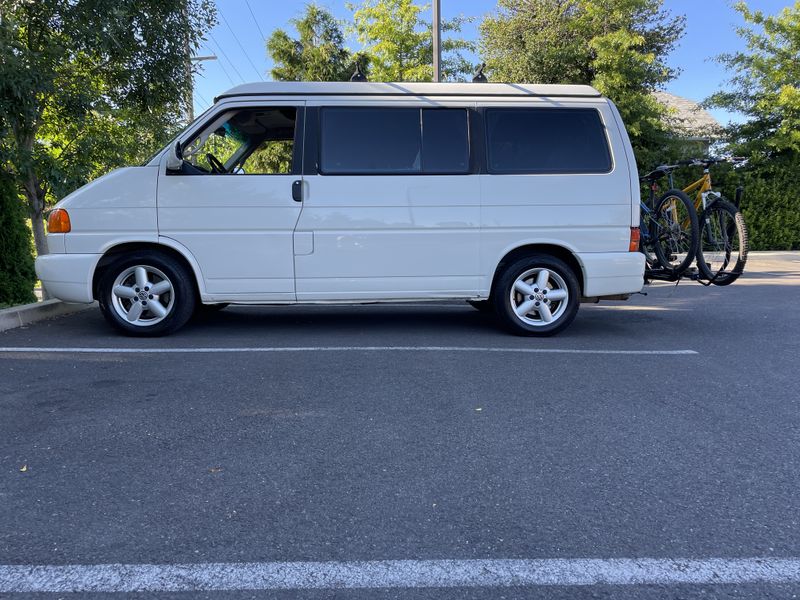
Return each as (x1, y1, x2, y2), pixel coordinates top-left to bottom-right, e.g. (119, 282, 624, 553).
(639, 157, 746, 182)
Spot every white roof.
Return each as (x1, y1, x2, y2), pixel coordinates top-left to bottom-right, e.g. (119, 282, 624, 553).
(215, 81, 602, 102)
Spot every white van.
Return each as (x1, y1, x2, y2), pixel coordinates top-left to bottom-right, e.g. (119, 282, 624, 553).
(36, 82, 644, 337)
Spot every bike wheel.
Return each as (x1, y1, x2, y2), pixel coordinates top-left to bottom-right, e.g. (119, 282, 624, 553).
(696, 198, 748, 285)
(651, 189, 699, 276)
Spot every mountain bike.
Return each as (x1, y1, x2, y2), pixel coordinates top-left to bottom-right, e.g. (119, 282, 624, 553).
(672, 158, 748, 285)
(639, 168, 700, 278)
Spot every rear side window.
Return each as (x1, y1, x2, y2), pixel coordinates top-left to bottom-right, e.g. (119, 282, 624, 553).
(486, 108, 612, 174)
(320, 107, 469, 175)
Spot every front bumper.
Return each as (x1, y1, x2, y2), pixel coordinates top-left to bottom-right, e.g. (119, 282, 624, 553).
(35, 253, 101, 304)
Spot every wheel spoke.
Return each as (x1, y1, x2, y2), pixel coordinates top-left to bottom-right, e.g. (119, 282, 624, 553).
(126, 302, 143, 322)
(538, 302, 553, 323)
(135, 267, 148, 289)
(147, 300, 167, 318)
(113, 285, 136, 299)
(547, 289, 567, 302)
(515, 299, 536, 318)
(514, 280, 534, 296)
(535, 269, 550, 290)
(149, 280, 171, 295)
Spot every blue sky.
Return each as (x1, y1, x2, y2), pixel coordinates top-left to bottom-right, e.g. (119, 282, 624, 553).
(193, 0, 789, 124)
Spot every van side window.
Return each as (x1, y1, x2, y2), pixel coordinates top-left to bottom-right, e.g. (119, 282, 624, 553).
(181, 107, 296, 175)
(486, 108, 612, 174)
(320, 107, 469, 175)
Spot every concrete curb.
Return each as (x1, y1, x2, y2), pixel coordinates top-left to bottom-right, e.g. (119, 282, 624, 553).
(0, 299, 96, 333)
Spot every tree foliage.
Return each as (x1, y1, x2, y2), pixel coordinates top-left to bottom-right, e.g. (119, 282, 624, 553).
(708, 2, 800, 158)
(0, 0, 216, 261)
(267, 4, 364, 82)
(0, 173, 36, 307)
(349, 0, 475, 82)
(708, 2, 800, 250)
(480, 0, 685, 167)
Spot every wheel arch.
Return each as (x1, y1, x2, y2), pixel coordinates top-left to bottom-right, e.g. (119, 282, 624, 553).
(489, 243, 586, 297)
(92, 240, 205, 300)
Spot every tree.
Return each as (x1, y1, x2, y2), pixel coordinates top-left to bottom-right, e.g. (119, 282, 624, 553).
(707, 2, 800, 158)
(349, 0, 475, 82)
(267, 4, 364, 82)
(480, 0, 685, 167)
(0, 0, 216, 259)
(706, 2, 800, 250)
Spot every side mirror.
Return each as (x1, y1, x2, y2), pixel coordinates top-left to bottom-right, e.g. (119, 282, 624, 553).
(166, 141, 183, 171)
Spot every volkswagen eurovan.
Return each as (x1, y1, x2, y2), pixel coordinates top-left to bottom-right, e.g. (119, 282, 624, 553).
(36, 82, 645, 336)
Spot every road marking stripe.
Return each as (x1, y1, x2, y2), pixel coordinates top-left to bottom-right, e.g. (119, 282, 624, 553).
(0, 346, 697, 355)
(0, 558, 798, 592)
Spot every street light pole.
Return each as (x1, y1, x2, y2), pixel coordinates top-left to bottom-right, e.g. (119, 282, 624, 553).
(432, 0, 441, 82)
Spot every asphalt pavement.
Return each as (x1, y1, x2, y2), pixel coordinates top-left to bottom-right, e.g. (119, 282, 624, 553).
(1, 253, 799, 599)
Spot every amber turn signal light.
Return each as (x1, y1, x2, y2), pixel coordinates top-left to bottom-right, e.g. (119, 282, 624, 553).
(47, 208, 71, 233)
(629, 227, 640, 252)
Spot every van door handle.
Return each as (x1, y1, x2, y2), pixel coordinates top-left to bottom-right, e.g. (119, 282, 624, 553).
(292, 180, 303, 202)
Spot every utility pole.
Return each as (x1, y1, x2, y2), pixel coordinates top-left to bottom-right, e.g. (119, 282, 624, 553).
(432, 0, 441, 82)
(183, 0, 217, 122)
(187, 55, 217, 122)
(183, 0, 193, 122)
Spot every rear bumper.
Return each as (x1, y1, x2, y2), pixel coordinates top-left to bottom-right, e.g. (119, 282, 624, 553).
(35, 253, 100, 304)
(578, 251, 645, 297)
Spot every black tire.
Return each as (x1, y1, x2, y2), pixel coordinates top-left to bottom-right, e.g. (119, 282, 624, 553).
(651, 189, 699, 276)
(492, 254, 580, 336)
(467, 299, 493, 313)
(97, 250, 196, 336)
(696, 197, 748, 285)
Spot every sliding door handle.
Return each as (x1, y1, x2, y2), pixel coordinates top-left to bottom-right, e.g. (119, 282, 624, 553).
(292, 180, 303, 202)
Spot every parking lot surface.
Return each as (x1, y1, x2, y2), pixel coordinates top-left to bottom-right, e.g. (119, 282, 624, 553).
(1, 253, 799, 598)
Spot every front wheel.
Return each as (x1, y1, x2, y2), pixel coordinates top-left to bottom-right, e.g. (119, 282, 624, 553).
(651, 189, 699, 276)
(492, 254, 580, 336)
(98, 251, 196, 336)
(696, 197, 748, 285)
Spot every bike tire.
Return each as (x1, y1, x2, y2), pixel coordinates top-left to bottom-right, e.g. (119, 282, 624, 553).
(696, 198, 748, 286)
(651, 189, 699, 276)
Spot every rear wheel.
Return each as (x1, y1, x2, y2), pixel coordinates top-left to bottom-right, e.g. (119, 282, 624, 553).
(492, 254, 580, 336)
(98, 251, 196, 336)
(651, 189, 699, 276)
(696, 197, 748, 285)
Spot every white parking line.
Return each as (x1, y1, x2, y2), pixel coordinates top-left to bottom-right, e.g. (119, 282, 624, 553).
(1, 558, 798, 592)
(0, 346, 698, 355)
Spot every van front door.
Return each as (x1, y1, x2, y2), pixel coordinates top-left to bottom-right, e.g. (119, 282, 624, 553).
(294, 104, 480, 300)
(157, 103, 304, 301)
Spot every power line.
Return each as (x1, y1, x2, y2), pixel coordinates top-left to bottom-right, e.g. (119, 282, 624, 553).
(195, 90, 211, 110)
(243, 0, 267, 42)
(208, 30, 247, 83)
(218, 7, 264, 80)
(204, 43, 236, 86)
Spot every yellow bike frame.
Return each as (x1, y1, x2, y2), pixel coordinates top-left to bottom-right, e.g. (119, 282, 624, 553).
(679, 167, 714, 213)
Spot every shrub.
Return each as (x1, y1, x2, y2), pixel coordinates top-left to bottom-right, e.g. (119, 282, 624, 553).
(0, 173, 36, 307)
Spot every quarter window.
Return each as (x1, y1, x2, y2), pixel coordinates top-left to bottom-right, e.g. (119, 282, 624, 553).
(486, 108, 612, 174)
(320, 107, 470, 175)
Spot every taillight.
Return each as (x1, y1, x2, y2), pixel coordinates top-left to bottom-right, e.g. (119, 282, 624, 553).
(629, 227, 640, 252)
(47, 209, 71, 233)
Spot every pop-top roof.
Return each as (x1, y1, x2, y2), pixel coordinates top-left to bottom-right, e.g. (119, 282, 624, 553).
(215, 81, 602, 102)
